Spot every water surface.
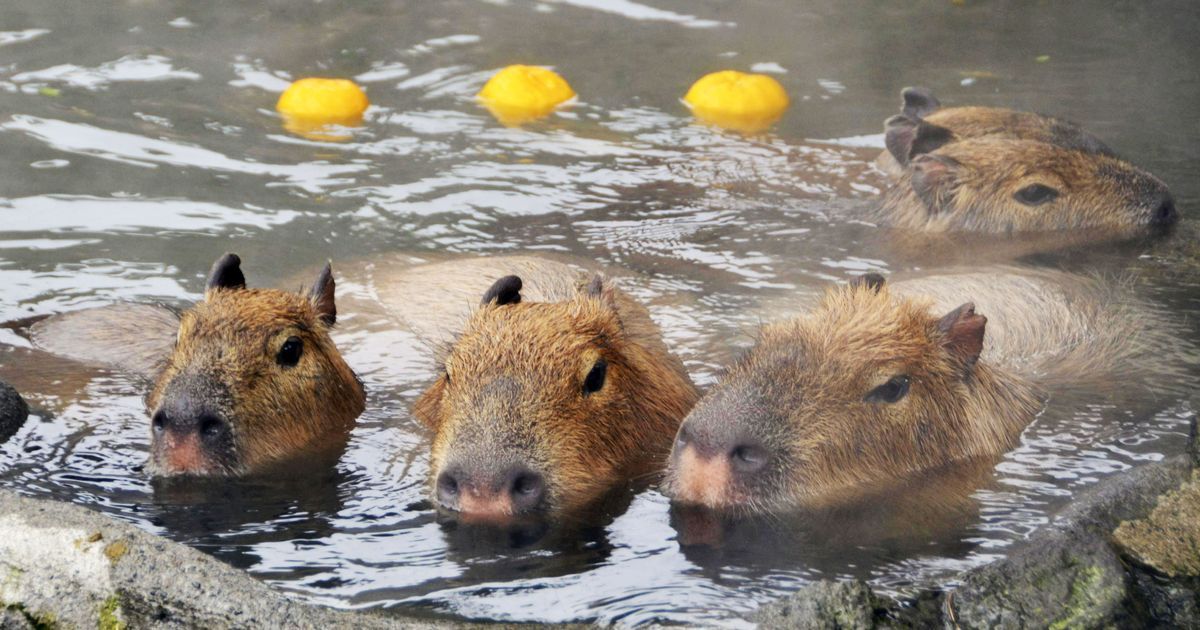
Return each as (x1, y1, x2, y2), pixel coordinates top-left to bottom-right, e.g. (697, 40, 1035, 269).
(2, 0, 1199, 625)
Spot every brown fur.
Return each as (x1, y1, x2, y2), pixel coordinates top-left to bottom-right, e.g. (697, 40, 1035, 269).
(876, 87, 1115, 179)
(664, 268, 1170, 514)
(145, 286, 364, 476)
(414, 269, 697, 517)
(30, 255, 365, 477)
(920, 106, 1112, 154)
(877, 137, 1173, 233)
(873, 88, 1175, 235)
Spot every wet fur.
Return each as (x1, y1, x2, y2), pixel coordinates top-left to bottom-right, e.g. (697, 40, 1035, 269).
(414, 261, 697, 515)
(877, 137, 1170, 233)
(146, 287, 364, 475)
(874, 88, 1172, 234)
(666, 268, 1176, 513)
(31, 261, 365, 476)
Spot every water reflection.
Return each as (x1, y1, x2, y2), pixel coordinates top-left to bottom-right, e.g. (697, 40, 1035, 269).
(0, 0, 1198, 626)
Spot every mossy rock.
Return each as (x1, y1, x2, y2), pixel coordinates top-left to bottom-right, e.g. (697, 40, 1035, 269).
(756, 580, 878, 629)
(946, 527, 1129, 629)
(1114, 471, 1200, 578)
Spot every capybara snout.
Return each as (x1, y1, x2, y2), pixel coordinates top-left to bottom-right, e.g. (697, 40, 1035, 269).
(150, 372, 236, 475)
(668, 388, 776, 510)
(415, 267, 697, 520)
(146, 253, 365, 477)
(436, 459, 548, 521)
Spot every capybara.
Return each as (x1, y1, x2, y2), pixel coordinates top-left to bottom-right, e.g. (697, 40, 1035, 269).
(876, 86, 1115, 177)
(874, 87, 1176, 234)
(664, 268, 1172, 513)
(412, 258, 698, 520)
(31, 253, 365, 476)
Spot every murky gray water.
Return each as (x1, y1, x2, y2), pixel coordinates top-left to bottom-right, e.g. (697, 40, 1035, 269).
(1, 0, 1199, 625)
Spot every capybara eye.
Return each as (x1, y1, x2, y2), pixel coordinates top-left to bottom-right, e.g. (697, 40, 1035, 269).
(864, 375, 910, 404)
(276, 336, 303, 367)
(1013, 183, 1060, 206)
(583, 358, 608, 395)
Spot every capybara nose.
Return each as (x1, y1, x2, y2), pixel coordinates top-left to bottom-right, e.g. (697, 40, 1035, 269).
(152, 408, 229, 442)
(675, 423, 770, 476)
(1150, 193, 1178, 227)
(436, 465, 547, 517)
(151, 406, 230, 474)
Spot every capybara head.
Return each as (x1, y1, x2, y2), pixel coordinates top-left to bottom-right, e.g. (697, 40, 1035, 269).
(414, 274, 697, 521)
(145, 254, 365, 477)
(663, 274, 1038, 514)
(892, 86, 1116, 157)
(879, 134, 1176, 233)
(878, 87, 1176, 234)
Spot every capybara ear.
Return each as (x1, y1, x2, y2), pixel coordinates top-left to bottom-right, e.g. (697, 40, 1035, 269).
(901, 86, 941, 119)
(910, 153, 961, 214)
(586, 274, 605, 298)
(885, 115, 954, 167)
(585, 274, 620, 308)
(584, 274, 624, 330)
(937, 302, 986, 370)
(309, 262, 337, 326)
(206, 253, 246, 295)
(850, 272, 886, 294)
(412, 377, 445, 430)
(482, 275, 522, 306)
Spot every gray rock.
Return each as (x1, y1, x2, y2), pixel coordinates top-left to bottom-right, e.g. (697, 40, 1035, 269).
(752, 457, 1198, 629)
(756, 580, 877, 630)
(1054, 455, 1192, 536)
(0, 489, 462, 629)
(1113, 470, 1200, 578)
(945, 526, 1130, 629)
(1128, 567, 1200, 627)
(0, 607, 37, 630)
(938, 456, 1192, 629)
(0, 381, 28, 444)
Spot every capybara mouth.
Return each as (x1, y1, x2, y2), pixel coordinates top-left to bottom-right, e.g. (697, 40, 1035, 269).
(149, 428, 239, 478)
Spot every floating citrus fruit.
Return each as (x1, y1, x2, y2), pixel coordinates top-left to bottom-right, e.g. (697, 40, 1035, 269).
(276, 78, 369, 141)
(683, 70, 789, 133)
(477, 65, 575, 126)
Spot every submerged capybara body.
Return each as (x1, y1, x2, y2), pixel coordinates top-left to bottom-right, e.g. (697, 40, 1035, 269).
(664, 268, 1172, 513)
(874, 87, 1176, 234)
(32, 253, 365, 476)
(410, 257, 698, 521)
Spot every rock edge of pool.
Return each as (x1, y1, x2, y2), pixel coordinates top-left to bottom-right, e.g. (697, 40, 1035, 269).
(3, 409, 1199, 628)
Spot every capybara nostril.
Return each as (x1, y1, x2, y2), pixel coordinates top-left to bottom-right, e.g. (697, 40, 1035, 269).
(198, 414, 229, 441)
(674, 423, 695, 451)
(507, 468, 546, 513)
(436, 470, 462, 509)
(1150, 194, 1178, 227)
(151, 410, 169, 434)
(729, 443, 770, 475)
